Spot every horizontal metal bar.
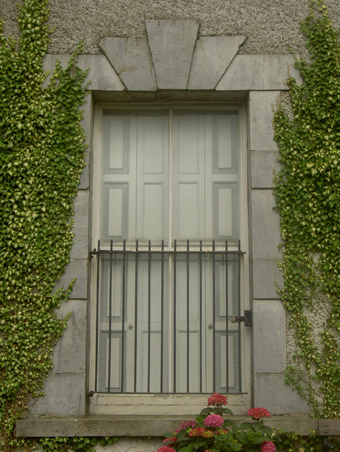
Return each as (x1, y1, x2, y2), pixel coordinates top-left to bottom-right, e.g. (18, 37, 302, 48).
(91, 249, 245, 255)
(94, 391, 248, 395)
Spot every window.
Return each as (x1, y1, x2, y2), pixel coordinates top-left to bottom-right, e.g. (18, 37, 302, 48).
(91, 104, 248, 396)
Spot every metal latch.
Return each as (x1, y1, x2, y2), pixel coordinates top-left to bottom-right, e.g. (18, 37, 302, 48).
(231, 310, 252, 327)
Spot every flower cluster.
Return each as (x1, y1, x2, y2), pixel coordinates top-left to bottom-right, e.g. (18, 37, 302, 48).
(163, 436, 177, 444)
(157, 394, 275, 452)
(247, 407, 271, 420)
(189, 427, 213, 438)
(204, 414, 224, 428)
(207, 393, 228, 407)
(180, 420, 197, 429)
(261, 441, 276, 452)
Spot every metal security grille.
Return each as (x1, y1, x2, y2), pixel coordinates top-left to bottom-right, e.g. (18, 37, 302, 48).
(91, 240, 244, 394)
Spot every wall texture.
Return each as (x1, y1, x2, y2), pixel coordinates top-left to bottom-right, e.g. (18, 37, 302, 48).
(1, 0, 340, 56)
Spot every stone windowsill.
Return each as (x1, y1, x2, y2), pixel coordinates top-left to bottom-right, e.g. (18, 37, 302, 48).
(16, 415, 323, 438)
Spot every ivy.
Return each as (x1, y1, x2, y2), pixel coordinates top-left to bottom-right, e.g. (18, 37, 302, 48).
(0, 0, 89, 450)
(274, 0, 340, 418)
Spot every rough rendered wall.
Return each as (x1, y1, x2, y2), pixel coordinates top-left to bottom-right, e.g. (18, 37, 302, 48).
(1, 0, 340, 56)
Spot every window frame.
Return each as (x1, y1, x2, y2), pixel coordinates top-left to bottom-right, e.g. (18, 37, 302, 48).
(89, 101, 251, 415)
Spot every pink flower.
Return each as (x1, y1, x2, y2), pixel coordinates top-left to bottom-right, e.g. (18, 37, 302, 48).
(163, 436, 177, 443)
(174, 428, 181, 434)
(207, 393, 228, 407)
(204, 413, 224, 428)
(180, 420, 197, 429)
(261, 441, 276, 452)
(157, 447, 176, 452)
(189, 427, 208, 437)
(247, 407, 271, 420)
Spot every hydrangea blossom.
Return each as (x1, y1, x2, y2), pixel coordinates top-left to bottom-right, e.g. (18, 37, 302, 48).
(180, 420, 197, 429)
(207, 393, 228, 407)
(163, 436, 177, 444)
(247, 407, 271, 420)
(204, 413, 224, 428)
(156, 446, 176, 452)
(261, 441, 276, 452)
(189, 427, 213, 438)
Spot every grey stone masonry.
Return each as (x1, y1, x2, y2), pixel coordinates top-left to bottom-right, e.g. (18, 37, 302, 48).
(251, 190, 282, 297)
(187, 36, 245, 90)
(253, 300, 286, 373)
(52, 299, 87, 374)
(43, 55, 125, 91)
(251, 190, 282, 261)
(249, 91, 280, 151)
(70, 191, 89, 260)
(253, 258, 283, 299)
(217, 55, 302, 91)
(29, 374, 86, 416)
(146, 20, 198, 89)
(16, 415, 319, 437)
(251, 150, 281, 189)
(54, 259, 88, 299)
(254, 373, 309, 415)
(100, 38, 157, 91)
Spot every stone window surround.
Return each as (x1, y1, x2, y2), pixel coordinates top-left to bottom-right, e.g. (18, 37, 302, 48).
(16, 20, 310, 438)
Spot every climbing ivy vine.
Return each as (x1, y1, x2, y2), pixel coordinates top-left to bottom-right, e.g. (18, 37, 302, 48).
(0, 0, 89, 450)
(274, 0, 340, 418)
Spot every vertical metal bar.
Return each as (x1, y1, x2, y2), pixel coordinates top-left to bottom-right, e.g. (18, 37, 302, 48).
(160, 240, 164, 393)
(199, 240, 203, 394)
(121, 239, 126, 392)
(134, 240, 139, 393)
(238, 240, 242, 392)
(147, 239, 151, 393)
(108, 240, 113, 393)
(225, 241, 229, 393)
(212, 240, 216, 393)
(95, 240, 101, 393)
(186, 239, 190, 393)
(173, 239, 177, 393)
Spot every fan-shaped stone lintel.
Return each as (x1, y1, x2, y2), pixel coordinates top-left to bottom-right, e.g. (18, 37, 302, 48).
(100, 20, 247, 91)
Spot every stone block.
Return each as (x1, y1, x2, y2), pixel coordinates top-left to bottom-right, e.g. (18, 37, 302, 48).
(251, 151, 281, 189)
(55, 259, 88, 299)
(146, 20, 198, 89)
(76, 416, 191, 437)
(29, 374, 86, 416)
(16, 415, 319, 438)
(254, 373, 310, 415)
(249, 91, 279, 151)
(16, 418, 76, 438)
(216, 55, 302, 91)
(43, 55, 125, 91)
(264, 417, 318, 436)
(100, 37, 156, 91)
(187, 36, 245, 90)
(253, 300, 286, 373)
(81, 99, 92, 148)
(251, 190, 282, 260)
(79, 152, 90, 190)
(253, 259, 282, 299)
(70, 191, 89, 260)
(53, 299, 87, 374)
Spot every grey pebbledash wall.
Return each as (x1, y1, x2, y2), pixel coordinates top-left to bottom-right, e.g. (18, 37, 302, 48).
(1, 0, 340, 56)
(7, 0, 338, 439)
